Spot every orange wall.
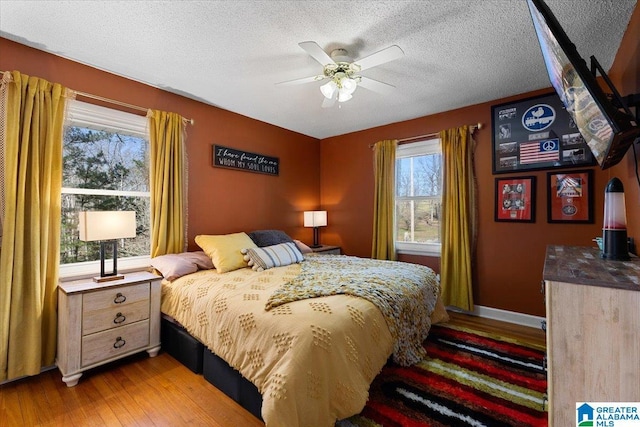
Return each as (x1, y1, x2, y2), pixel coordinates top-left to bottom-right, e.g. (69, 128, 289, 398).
(320, 4, 639, 317)
(2, 2, 637, 319)
(0, 38, 322, 249)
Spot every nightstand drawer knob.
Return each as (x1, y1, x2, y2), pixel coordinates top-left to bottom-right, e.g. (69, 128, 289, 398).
(113, 312, 126, 324)
(113, 337, 126, 349)
(114, 293, 127, 304)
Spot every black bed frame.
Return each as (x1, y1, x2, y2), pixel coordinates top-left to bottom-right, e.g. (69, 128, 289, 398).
(161, 316, 263, 420)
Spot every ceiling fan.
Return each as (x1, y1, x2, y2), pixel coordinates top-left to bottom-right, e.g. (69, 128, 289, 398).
(276, 41, 404, 108)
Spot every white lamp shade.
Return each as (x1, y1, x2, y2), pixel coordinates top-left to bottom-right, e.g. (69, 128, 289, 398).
(341, 77, 357, 94)
(303, 210, 327, 227)
(320, 80, 337, 99)
(338, 90, 353, 103)
(78, 211, 137, 241)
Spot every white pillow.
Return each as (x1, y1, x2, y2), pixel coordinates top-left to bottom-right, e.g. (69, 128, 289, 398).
(241, 242, 304, 272)
(150, 251, 214, 281)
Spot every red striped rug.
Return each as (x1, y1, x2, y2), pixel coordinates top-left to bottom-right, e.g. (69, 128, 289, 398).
(342, 323, 548, 427)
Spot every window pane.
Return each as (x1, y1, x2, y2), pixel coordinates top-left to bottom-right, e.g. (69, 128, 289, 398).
(63, 127, 149, 192)
(396, 199, 441, 244)
(396, 154, 442, 197)
(413, 154, 442, 197)
(396, 158, 412, 197)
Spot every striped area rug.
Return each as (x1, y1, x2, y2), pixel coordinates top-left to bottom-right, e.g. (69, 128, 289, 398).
(342, 323, 548, 427)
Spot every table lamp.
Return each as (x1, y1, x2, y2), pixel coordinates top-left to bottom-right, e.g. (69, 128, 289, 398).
(304, 210, 327, 248)
(78, 211, 137, 282)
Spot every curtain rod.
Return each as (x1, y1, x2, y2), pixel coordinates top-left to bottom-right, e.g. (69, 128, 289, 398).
(73, 90, 194, 126)
(369, 122, 482, 148)
(1, 70, 195, 125)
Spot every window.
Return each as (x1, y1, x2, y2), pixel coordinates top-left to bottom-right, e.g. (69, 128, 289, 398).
(59, 100, 151, 278)
(395, 138, 442, 256)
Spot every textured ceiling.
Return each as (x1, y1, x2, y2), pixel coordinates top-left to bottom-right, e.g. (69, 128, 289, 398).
(0, 0, 636, 139)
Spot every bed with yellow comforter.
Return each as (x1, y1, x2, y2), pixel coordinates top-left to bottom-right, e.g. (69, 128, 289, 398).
(160, 254, 442, 427)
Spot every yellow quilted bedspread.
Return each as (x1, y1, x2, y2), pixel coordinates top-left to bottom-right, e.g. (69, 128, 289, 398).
(161, 257, 440, 427)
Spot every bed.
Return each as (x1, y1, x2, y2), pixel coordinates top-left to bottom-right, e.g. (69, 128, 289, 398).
(153, 231, 446, 427)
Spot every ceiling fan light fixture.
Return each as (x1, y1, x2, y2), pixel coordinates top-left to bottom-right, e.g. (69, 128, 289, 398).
(320, 80, 337, 99)
(289, 41, 403, 107)
(337, 90, 353, 103)
(341, 77, 357, 94)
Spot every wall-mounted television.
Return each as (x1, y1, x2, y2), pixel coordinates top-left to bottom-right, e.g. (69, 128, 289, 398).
(526, 0, 640, 169)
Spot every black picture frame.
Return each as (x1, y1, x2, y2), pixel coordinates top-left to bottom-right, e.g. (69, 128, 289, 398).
(495, 176, 536, 223)
(546, 169, 594, 223)
(491, 92, 597, 174)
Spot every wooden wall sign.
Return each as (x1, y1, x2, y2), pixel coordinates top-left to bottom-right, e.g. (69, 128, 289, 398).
(213, 144, 279, 176)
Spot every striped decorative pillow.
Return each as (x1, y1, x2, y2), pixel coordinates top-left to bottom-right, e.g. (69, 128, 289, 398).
(241, 242, 304, 272)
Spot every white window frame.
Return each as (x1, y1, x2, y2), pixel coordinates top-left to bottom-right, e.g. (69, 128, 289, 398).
(395, 138, 442, 257)
(59, 100, 151, 280)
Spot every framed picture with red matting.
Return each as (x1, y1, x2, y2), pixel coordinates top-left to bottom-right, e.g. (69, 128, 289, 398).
(547, 169, 594, 223)
(495, 176, 536, 222)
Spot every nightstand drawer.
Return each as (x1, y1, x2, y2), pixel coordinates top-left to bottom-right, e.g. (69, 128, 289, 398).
(82, 299, 150, 335)
(83, 282, 149, 314)
(82, 320, 150, 367)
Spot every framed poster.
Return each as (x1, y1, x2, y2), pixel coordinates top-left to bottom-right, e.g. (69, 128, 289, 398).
(547, 169, 594, 223)
(495, 176, 536, 222)
(492, 92, 596, 174)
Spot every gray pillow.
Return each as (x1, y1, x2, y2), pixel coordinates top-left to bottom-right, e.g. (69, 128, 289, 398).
(248, 229, 293, 247)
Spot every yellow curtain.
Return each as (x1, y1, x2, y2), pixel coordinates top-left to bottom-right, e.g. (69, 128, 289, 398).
(439, 125, 477, 311)
(371, 139, 397, 260)
(0, 71, 67, 381)
(148, 110, 186, 257)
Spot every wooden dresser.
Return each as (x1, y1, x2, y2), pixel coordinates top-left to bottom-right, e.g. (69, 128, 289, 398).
(57, 271, 162, 386)
(543, 245, 640, 427)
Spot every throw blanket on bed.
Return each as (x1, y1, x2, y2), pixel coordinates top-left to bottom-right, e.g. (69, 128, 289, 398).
(265, 254, 441, 366)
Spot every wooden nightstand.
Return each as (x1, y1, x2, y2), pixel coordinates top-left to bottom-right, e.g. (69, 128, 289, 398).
(57, 271, 162, 387)
(310, 245, 341, 255)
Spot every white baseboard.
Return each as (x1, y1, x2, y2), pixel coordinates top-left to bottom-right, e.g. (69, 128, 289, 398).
(447, 305, 546, 330)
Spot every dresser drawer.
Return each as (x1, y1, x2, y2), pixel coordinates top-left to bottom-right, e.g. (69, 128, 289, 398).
(82, 299, 150, 335)
(82, 320, 150, 367)
(83, 282, 149, 314)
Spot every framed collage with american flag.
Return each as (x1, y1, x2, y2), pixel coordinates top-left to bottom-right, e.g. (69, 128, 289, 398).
(491, 92, 596, 174)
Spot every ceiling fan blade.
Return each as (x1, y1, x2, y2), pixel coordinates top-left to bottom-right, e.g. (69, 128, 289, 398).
(299, 41, 336, 66)
(275, 75, 323, 86)
(321, 94, 337, 108)
(355, 45, 404, 71)
(358, 76, 396, 94)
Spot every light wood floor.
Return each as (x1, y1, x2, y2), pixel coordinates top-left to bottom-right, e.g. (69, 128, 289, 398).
(0, 312, 545, 426)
